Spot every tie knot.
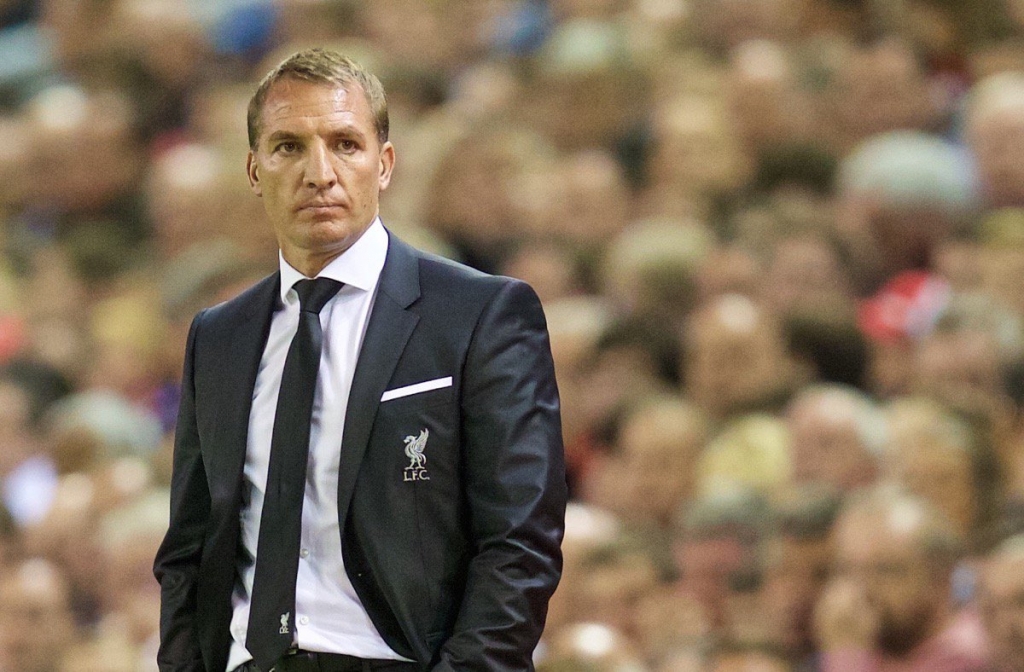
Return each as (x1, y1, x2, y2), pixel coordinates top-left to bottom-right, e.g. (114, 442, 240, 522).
(293, 278, 342, 314)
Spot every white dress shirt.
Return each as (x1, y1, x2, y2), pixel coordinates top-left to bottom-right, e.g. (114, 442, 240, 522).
(226, 219, 410, 671)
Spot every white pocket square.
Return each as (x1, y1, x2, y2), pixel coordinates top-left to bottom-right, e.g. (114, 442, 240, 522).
(381, 376, 453, 402)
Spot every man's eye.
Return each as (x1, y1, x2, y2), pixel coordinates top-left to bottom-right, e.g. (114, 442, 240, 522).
(338, 140, 356, 152)
(277, 142, 298, 153)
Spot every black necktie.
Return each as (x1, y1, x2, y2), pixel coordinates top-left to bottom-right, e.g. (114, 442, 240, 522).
(247, 277, 342, 670)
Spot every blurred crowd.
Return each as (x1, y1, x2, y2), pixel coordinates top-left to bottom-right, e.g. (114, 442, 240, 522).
(7, 0, 1024, 670)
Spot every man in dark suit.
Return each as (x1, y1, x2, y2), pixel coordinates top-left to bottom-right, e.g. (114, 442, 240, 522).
(153, 48, 567, 672)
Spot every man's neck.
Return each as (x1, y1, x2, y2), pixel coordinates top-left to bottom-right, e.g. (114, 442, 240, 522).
(280, 216, 379, 277)
(289, 252, 342, 278)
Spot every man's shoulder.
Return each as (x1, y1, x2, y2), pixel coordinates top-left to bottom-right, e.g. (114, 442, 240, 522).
(194, 272, 278, 330)
(392, 235, 526, 303)
(415, 247, 498, 287)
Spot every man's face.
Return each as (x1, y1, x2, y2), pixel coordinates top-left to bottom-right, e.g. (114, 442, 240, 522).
(888, 437, 975, 537)
(547, 151, 628, 248)
(981, 553, 1024, 671)
(788, 399, 875, 492)
(765, 237, 849, 317)
(969, 107, 1024, 207)
(0, 567, 74, 672)
(685, 299, 789, 417)
(914, 329, 1003, 418)
(649, 100, 749, 199)
(614, 405, 703, 524)
(578, 553, 659, 637)
(247, 78, 394, 271)
(675, 534, 748, 627)
(833, 512, 940, 655)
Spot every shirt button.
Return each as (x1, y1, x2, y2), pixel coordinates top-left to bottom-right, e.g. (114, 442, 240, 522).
(299, 616, 309, 625)
(300, 548, 309, 558)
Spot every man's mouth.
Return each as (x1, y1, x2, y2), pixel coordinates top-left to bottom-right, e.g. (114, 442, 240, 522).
(298, 202, 346, 216)
(299, 202, 344, 211)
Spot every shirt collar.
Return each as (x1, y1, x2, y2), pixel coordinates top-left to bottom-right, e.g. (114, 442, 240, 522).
(278, 217, 389, 303)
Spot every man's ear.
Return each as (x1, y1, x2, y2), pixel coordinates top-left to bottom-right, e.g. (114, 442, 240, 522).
(246, 150, 262, 196)
(378, 141, 395, 191)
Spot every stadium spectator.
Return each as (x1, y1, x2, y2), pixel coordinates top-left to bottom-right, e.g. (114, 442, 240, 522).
(883, 397, 989, 542)
(0, 558, 76, 672)
(761, 484, 843, 666)
(815, 487, 989, 671)
(684, 294, 799, 418)
(586, 394, 707, 527)
(785, 384, 885, 492)
(965, 72, 1024, 208)
(672, 490, 769, 631)
(979, 534, 1024, 672)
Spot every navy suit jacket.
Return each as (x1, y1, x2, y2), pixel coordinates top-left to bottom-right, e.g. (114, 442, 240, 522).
(153, 233, 567, 672)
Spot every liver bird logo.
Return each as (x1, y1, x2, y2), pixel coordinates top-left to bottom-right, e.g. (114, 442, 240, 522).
(404, 429, 429, 470)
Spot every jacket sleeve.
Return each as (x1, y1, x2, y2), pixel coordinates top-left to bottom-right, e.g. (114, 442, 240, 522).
(153, 311, 210, 672)
(432, 280, 567, 672)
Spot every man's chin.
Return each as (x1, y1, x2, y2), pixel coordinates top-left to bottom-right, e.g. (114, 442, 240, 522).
(301, 221, 367, 250)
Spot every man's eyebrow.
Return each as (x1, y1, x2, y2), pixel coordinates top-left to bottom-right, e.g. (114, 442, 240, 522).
(326, 124, 368, 139)
(265, 124, 368, 142)
(266, 130, 300, 143)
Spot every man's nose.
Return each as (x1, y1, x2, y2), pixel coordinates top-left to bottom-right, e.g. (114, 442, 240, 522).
(303, 141, 336, 189)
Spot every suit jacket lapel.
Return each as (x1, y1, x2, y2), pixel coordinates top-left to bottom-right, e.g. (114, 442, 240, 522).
(337, 235, 420, 526)
(213, 272, 279, 498)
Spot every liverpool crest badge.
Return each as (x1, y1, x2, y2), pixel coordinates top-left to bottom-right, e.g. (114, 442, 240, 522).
(403, 429, 430, 481)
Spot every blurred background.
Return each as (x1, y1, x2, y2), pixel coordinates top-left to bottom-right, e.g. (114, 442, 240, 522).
(5, 0, 1024, 670)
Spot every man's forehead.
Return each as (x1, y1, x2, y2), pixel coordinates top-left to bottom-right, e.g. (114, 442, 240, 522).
(260, 78, 369, 126)
(265, 80, 359, 111)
